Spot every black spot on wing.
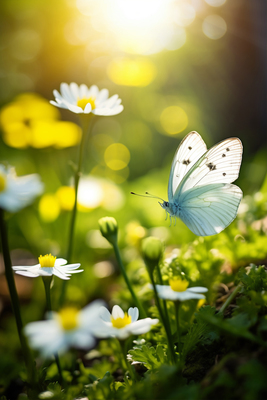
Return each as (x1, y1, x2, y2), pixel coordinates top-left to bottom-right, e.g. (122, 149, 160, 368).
(188, 146, 192, 150)
(207, 162, 216, 171)
(183, 159, 191, 165)
(222, 154, 226, 157)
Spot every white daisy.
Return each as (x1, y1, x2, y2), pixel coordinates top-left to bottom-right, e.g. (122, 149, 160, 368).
(24, 300, 105, 357)
(154, 278, 208, 301)
(93, 305, 159, 340)
(50, 83, 123, 116)
(0, 165, 43, 213)
(12, 253, 83, 280)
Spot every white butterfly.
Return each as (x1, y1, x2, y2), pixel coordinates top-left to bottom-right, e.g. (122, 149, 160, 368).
(133, 131, 243, 236)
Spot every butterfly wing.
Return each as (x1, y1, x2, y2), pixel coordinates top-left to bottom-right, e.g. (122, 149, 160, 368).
(168, 131, 207, 201)
(178, 183, 243, 236)
(177, 137, 243, 196)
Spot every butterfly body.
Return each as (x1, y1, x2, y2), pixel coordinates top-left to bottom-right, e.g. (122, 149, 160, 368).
(160, 131, 243, 236)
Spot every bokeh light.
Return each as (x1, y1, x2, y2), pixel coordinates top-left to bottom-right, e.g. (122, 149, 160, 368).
(104, 143, 131, 171)
(173, 1, 196, 27)
(10, 29, 42, 61)
(202, 15, 227, 40)
(77, 176, 125, 211)
(160, 106, 188, 135)
(56, 186, 75, 211)
(39, 194, 60, 222)
(107, 57, 157, 87)
(205, 0, 227, 7)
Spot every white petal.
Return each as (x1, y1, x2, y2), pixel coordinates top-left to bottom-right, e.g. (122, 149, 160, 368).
(62, 269, 83, 274)
(60, 83, 76, 103)
(71, 331, 96, 349)
(155, 285, 179, 300)
(50, 100, 68, 109)
(12, 263, 39, 271)
(52, 90, 67, 104)
(88, 85, 99, 98)
(111, 305, 124, 319)
(102, 94, 119, 108)
(99, 306, 111, 322)
(0, 173, 43, 212)
(178, 292, 206, 301)
(66, 103, 85, 114)
(14, 271, 39, 278)
(25, 320, 59, 336)
(128, 307, 139, 323)
(70, 82, 80, 100)
(53, 267, 70, 280)
(43, 337, 68, 357)
(93, 105, 123, 116)
(59, 264, 81, 270)
(187, 287, 208, 293)
(96, 88, 109, 103)
(54, 258, 67, 266)
(129, 318, 159, 335)
(80, 83, 89, 98)
(84, 103, 92, 114)
(79, 300, 107, 329)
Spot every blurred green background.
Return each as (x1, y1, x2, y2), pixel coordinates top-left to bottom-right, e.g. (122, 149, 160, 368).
(0, 0, 266, 349)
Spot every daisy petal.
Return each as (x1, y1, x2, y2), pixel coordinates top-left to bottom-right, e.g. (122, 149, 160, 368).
(60, 82, 76, 103)
(53, 267, 70, 280)
(14, 271, 39, 278)
(71, 331, 95, 349)
(130, 318, 158, 335)
(88, 85, 99, 98)
(187, 287, 208, 293)
(80, 83, 88, 98)
(70, 82, 80, 100)
(112, 305, 124, 319)
(97, 88, 109, 103)
(54, 258, 68, 266)
(128, 307, 139, 322)
(99, 306, 111, 322)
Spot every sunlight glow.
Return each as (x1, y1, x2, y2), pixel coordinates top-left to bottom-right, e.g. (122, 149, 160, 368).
(76, 0, 194, 54)
(205, 0, 227, 7)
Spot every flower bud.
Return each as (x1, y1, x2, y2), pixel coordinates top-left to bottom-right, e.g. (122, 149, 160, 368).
(99, 216, 118, 246)
(141, 236, 164, 273)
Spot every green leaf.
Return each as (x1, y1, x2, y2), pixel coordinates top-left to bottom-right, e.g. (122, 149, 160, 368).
(129, 344, 168, 370)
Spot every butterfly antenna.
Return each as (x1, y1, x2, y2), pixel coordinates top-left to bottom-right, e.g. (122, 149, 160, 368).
(131, 191, 165, 202)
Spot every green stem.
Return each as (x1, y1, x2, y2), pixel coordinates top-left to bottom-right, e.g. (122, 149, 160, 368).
(59, 116, 92, 308)
(218, 282, 243, 315)
(117, 339, 135, 383)
(113, 242, 146, 319)
(42, 276, 53, 312)
(42, 276, 63, 383)
(149, 272, 176, 365)
(54, 353, 63, 383)
(0, 209, 35, 384)
(174, 301, 181, 357)
(156, 264, 172, 344)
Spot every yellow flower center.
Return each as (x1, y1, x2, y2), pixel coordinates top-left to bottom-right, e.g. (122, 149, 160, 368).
(169, 278, 189, 292)
(58, 307, 79, 331)
(38, 254, 56, 268)
(0, 174, 6, 193)
(77, 97, 96, 111)
(111, 313, 132, 329)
